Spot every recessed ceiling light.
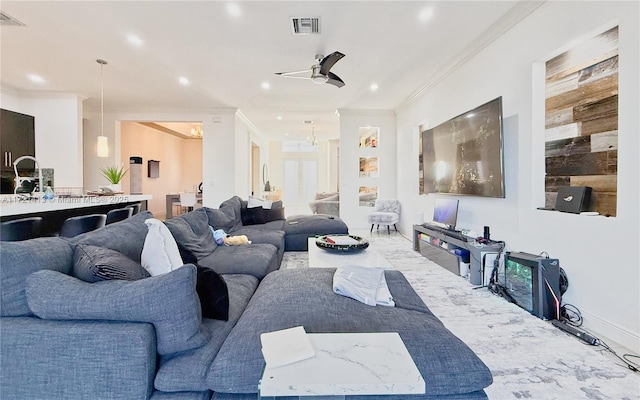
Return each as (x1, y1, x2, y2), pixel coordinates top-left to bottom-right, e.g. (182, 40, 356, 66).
(418, 8, 433, 22)
(126, 34, 144, 47)
(28, 74, 45, 84)
(277, 116, 283, 120)
(370, 83, 379, 91)
(179, 77, 190, 86)
(261, 82, 270, 90)
(227, 3, 241, 17)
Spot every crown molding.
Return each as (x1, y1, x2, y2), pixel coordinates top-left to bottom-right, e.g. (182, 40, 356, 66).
(396, 1, 545, 113)
(236, 109, 266, 140)
(337, 109, 396, 117)
(1, 84, 87, 101)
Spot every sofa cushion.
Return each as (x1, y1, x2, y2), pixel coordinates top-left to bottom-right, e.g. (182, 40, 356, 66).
(69, 210, 153, 264)
(205, 207, 238, 232)
(73, 244, 150, 282)
(0, 237, 73, 317)
(198, 243, 278, 279)
(240, 207, 285, 226)
(283, 214, 349, 251)
(174, 244, 229, 322)
(217, 197, 244, 231)
(141, 218, 183, 276)
(196, 266, 229, 321)
(227, 227, 285, 266)
(208, 268, 492, 396)
(154, 274, 259, 393)
(26, 265, 209, 355)
(165, 208, 217, 258)
(1, 318, 156, 400)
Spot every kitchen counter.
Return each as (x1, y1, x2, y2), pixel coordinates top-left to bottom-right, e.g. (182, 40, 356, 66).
(0, 194, 151, 217)
(0, 194, 152, 236)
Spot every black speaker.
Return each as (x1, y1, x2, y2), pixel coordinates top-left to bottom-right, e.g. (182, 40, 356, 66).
(483, 226, 490, 241)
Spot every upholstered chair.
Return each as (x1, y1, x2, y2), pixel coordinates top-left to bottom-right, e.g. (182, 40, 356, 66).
(367, 199, 400, 234)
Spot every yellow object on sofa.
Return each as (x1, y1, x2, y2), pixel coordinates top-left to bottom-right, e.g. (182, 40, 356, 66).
(224, 235, 252, 245)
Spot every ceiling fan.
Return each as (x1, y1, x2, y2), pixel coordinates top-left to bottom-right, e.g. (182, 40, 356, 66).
(275, 51, 346, 88)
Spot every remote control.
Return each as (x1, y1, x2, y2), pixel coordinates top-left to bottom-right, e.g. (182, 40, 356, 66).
(552, 320, 598, 345)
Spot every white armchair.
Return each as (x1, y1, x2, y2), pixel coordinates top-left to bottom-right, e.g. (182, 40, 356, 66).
(367, 199, 400, 234)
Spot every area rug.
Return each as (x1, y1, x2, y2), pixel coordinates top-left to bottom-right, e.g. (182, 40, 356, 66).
(282, 232, 640, 400)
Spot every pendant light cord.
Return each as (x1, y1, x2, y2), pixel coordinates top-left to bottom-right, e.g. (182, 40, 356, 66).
(97, 59, 107, 137)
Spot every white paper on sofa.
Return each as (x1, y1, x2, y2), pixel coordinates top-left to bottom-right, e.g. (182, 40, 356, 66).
(260, 326, 315, 367)
(333, 266, 395, 307)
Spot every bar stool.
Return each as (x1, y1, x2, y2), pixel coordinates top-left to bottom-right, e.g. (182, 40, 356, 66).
(0, 216, 43, 241)
(128, 203, 141, 215)
(59, 214, 107, 238)
(106, 207, 134, 225)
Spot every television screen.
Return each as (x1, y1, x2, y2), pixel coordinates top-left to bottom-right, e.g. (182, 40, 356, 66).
(432, 198, 459, 229)
(421, 97, 505, 198)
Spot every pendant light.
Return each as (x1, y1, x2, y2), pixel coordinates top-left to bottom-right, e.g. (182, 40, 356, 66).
(96, 59, 109, 157)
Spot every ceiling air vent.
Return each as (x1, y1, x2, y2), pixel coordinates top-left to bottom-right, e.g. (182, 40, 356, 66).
(0, 11, 25, 26)
(290, 17, 320, 35)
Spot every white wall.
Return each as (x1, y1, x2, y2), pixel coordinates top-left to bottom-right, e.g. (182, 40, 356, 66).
(338, 109, 397, 230)
(234, 114, 253, 200)
(1, 90, 84, 188)
(395, 1, 639, 351)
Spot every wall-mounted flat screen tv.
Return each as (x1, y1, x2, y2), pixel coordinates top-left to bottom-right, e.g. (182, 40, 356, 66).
(421, 97, 505, 198)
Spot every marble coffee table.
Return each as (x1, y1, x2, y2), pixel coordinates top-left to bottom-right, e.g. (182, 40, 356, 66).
(258, 332, 425, 398)
(307, 237, 393, 269)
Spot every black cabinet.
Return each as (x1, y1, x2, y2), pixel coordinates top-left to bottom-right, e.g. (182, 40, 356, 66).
(0, 109, 36, 193)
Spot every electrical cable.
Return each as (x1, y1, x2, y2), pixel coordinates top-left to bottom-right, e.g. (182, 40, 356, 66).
(560, 303, 583, 327)
(596, 338, 640, 373)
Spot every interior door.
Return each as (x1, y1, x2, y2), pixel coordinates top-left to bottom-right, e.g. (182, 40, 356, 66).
(283, 159, 317, 211)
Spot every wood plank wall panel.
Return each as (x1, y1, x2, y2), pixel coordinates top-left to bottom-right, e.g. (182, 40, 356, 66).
(544, 26, 618, 216)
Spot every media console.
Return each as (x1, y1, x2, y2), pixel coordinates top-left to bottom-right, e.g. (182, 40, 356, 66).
(413, 224, 503, 285)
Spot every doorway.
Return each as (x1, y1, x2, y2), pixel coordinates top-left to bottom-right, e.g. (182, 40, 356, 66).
(283, 158, 317, 215)
(251, 143, 260, 196)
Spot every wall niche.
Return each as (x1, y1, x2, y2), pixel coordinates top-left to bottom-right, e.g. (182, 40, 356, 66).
(544, 26, 618, 216)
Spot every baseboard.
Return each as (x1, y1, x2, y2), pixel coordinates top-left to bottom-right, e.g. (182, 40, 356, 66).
(581, 310, 640, 353)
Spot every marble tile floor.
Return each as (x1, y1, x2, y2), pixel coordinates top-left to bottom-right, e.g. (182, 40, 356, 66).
(281, 230, 640, 400)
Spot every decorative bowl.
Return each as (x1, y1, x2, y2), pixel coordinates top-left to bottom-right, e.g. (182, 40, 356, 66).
(315, 235, 369, 252)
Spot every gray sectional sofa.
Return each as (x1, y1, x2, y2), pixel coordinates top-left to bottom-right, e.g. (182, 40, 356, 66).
(0, 199, 493, 400)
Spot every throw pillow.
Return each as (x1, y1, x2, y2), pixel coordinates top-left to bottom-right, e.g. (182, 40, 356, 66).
(196, 265, 229, 321)
(141, 218, 183, 276)
(165, 208, 217, 259)
(25, 265, 209, 355)
(175, 242, 229, 321)
(247, 195, 272, 209)
(241, 207, 286, 226)
(73, 244, 150, 283)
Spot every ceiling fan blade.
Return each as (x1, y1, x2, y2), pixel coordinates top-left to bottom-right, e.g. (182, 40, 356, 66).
(319, 51, 345, 75)
(278, 75, 312, 80)
(275, 68, 312, 77)
(326, 72, 345, 88)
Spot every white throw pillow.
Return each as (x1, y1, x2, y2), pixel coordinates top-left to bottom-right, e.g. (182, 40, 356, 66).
(141, 218, 183, 276)
(247, 195, 273, 209)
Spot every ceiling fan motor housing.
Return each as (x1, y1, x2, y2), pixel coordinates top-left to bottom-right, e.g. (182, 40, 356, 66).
(311, 65, 329, 84)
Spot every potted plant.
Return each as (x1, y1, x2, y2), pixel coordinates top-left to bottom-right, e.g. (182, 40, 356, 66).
(100, 165, 128, 192)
